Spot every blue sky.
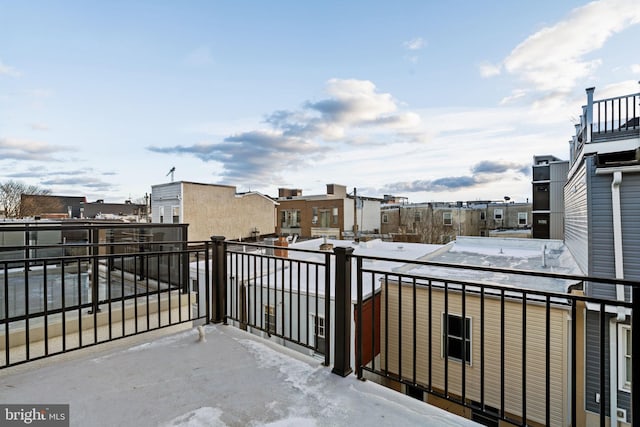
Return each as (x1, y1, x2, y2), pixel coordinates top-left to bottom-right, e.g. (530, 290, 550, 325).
(1, 0, 639, 204)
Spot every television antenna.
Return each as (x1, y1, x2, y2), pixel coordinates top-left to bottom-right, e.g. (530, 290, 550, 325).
(166, 166, 176, 182)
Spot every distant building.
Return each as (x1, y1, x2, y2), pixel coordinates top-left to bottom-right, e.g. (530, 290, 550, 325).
(276, 184, 381, 239)
(531, 155, 569, 239)
(381, 201, 532, 244)
(82, 199, 148, 222)
(20, 194, 87, 219)
(564, 85, 639, 425)
(150, 181, 278, 241)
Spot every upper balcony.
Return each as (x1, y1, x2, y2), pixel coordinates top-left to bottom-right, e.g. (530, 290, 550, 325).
(571, 86, 640, 167)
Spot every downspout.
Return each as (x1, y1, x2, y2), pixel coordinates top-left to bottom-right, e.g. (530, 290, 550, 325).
(610, 170, 624, 427)
(611, 171, 626, 317)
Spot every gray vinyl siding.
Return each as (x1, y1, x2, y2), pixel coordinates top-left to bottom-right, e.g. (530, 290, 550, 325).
(150, 182, 182, 224)
(589, 165, 617, 300)
(621, 174, 640, 281)
(549, 161, 569, 240)
(584, 311, 631, 418)
(564, 161, 589, 274)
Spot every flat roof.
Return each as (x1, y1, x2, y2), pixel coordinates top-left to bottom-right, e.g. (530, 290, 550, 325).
(0, 325, 478, 427)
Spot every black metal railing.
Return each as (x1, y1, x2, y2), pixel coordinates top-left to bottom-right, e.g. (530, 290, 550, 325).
(219, 239, 333, 366)
(591, 93, 639, 137)
(1, 234, 210, 369)
(350, 252, 639, 427)
(4, 230, 639, 427)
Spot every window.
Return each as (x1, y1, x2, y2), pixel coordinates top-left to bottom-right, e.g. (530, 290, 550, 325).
(442, 313, 471, 364)
(159, 206, 165, 224)
(443, 212, 452, 226)
(618, 324, 632, 391)
(311, 314, 326, 353)
(332, 207, 339, 225)
(518, 212, 527, 226)
(414, 211, 422, 222)
(172, 206, 180, 224)
(264, 305, 276, 334)
(480, 211, 486, 221)
(312, 207, 318, 224)
(382, 214, 388, 224)
(494, 209, 503, 220)
(281, 210, 300, 228)
(319, 209, 331, 227)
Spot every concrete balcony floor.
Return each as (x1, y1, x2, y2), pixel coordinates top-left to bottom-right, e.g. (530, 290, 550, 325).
(0, 324, 478, 427)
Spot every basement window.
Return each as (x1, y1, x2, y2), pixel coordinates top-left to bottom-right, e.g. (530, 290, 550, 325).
(494, 209, 503, 220)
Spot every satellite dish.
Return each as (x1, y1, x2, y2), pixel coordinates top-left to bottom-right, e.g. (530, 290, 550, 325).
(504, 196, 510, 201)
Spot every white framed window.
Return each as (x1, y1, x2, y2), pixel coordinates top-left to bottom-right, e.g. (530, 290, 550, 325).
(443, 212, 452, 226)
(518, 212, 527, 226)
(382, 213, 388, 224)
(310, 314, 326, 353)
(159, 206, 165, 223)
(264, 305, 276, 334)
(618, 324, 632, 392)
(494, 208, 503, 220)
(442, 313, 472, 365)
(172, 206, 180, 224)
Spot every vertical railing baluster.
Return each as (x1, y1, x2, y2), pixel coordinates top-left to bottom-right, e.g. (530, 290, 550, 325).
(632, 285, 640, 427)
(599, 303, 606, 427)
(356, 256, 363, 379)
(500, 289, 505, 419)
(522, 291, 527, 424)
(546, 296, 551, 427)
(324, 251, 331, 367)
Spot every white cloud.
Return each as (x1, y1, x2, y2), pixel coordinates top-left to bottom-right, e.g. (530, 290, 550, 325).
(479, 62, 502, 78)
(28, 123, 50, 131)
(0, 137, 70, 161)
(502, 0, 640, 93)
(149, 79, 425, 185)
(0, 60, 20, 77)
(632, 64, 640, 73)
(499, 89, 527, 105)
(403, 37, 426, 50)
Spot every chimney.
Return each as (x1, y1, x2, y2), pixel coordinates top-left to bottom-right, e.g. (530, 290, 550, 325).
(319, 235, 334, 251)
(326, 184, 347, 197)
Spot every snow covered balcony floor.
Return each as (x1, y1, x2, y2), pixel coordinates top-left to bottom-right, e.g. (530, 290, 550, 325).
(0, 324, 478, 427)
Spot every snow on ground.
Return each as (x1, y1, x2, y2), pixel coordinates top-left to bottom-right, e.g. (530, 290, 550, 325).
(0, 325, 479, 427)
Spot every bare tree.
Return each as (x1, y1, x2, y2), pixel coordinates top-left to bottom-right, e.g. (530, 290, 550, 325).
(0, 180, 51, 218)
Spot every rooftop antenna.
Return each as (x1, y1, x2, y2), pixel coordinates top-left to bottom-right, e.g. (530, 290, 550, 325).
(166, 166, 176, 182)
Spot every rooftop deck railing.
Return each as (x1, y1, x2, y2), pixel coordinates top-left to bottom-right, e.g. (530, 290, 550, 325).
(1, 230, 210, 368)
(591, 92, 639, 136)
(3, 232, 639, 427)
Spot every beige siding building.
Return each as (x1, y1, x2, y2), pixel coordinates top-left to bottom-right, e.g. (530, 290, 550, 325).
(381, 282, 571, 426)
(151, 181, 277, 241)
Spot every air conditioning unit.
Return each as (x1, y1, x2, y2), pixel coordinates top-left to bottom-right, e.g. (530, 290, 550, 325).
(616, 408, 627, 423)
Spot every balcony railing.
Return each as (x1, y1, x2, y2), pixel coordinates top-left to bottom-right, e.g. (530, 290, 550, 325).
(591, 92, 639, 137)
(3, 233, 639, 427)
(1, 223, 209, 368)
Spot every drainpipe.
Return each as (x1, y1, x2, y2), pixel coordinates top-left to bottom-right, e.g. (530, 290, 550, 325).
(611, 171, 626, 319)
(610, 170, 624, 427)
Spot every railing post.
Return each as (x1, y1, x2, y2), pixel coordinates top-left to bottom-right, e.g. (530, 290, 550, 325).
(89, 228, 101, 314)
(332, 246, 354, 377)
(632, 286, 640, 424)
(586, 86, 595, 143)
(210, 236, 226, 324)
